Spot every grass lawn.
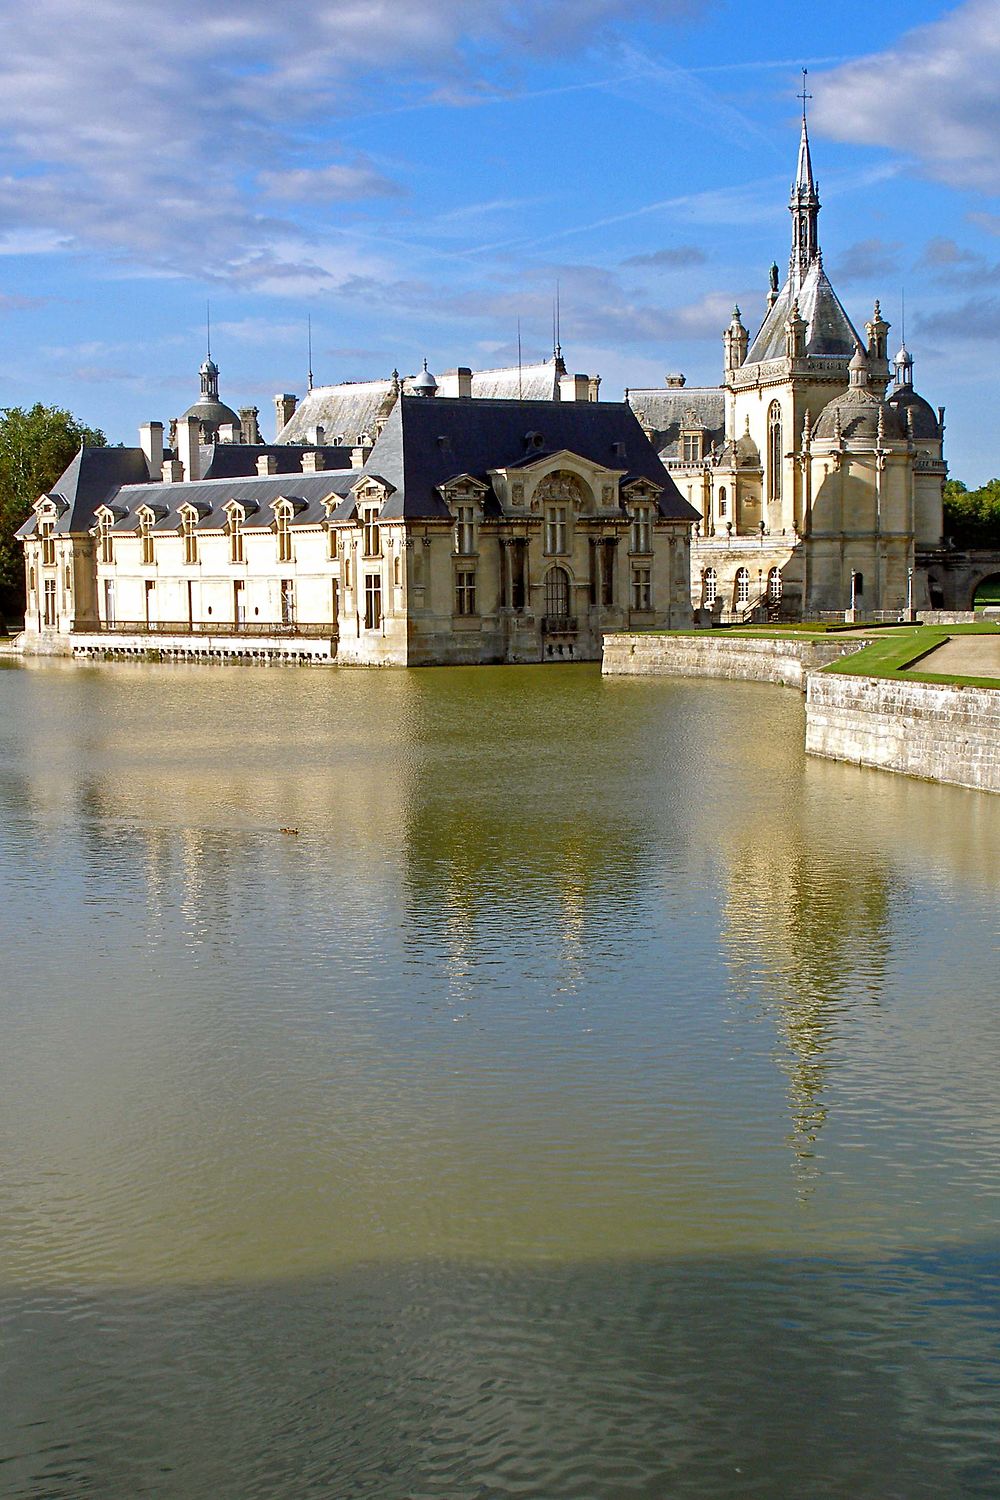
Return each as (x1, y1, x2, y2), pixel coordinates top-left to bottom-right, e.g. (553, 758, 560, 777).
(823, 623, 1000, 690)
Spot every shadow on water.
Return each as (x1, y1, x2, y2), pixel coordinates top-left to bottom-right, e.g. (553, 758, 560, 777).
(2, 1251, 999, 1500)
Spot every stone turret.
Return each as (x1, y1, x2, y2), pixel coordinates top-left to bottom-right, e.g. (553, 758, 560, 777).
(724, 306, 749, 373)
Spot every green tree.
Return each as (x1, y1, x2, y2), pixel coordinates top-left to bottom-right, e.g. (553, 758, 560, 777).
(943, 476, 1000, 549)
(0, 403, 107, 621)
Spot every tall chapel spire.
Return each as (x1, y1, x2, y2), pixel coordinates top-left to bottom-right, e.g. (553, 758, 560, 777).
(789, 69, 820, 287)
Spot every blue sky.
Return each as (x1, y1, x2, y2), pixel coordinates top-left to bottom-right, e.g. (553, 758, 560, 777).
(1, 0, 998, 482)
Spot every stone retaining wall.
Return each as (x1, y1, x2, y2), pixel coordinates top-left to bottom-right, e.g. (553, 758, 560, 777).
(602, 632, 865, 689)
(64, 631, 337, 665)
(806, 673, 1000, 793)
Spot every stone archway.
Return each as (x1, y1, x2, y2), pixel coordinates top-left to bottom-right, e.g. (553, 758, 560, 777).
(972, 572, 1000, 610)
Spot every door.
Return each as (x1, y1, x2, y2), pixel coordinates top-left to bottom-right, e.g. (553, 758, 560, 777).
(234, 580, 246, 627)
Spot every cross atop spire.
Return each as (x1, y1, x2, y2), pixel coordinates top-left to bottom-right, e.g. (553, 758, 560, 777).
(789, 69, 820, 286)
(798, 68, 812, 119)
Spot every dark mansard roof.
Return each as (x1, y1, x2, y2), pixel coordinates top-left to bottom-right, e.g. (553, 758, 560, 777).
(327, 395, 697, 523)
(15, 445, 151, 539)
(626, 387, 726, 459)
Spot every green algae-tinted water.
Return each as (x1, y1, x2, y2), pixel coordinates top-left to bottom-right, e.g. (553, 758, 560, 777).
(0, 658, 998, 1498)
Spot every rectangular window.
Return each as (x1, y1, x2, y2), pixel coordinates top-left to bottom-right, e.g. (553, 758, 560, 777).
(630, 506, 652, 554)
(363, 508, 381, 558)
(455, 569, 477, 616)
(234, 580, 246, 625)
(280, 578, 295, 625)
(682, 433, 702, 464)
(364, 573, 382, 630)
(276, 509, 292, 564)
(182, 513, 198, 565)
(98, 513, 114, 565)
(545, 506, 568, 555)
(327, 526, 337, 560)
(144, 579, 155, 626)
(43, 578, 57, 627)
(511, 542, 526, 611)
(631, 566, 652, 611)
(140, 516, 154, 566)
(104, 578, 116, 626)
(455, 504, 475, 555)
(229, 513, 244, 564)
(601, 540, 615, 607)
(40, 522, 56, 567)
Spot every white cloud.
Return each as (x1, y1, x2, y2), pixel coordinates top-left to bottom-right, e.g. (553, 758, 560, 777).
(0, 0, 700, 286)
(814, 0, 1000, 192)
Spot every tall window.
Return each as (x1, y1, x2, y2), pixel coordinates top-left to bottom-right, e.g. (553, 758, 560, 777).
(768, 566, 783, 603)
(704, 567, 718, 607)
(275, 506, 292, 564)
(681, 432, 702, 464)
(104, 578, 115, 626)
(767, 401, 782, 503)
(545, 506, 568, 555)
(327, 525, 337, 560)
(735, 567, 750, 607)
(181, 510, 198, 565)
(630, 504, 652, 554)
(601, 539, 615, 607)
(544, 566, 570, 618)
(228, 510, 244, 564)
(631, 566, 652, 611)
(364, 573, 382, 630)
(511, 541, 526, 611)
(43, 578, 57, 627)
(455, 504, 476, 555)
(40, 519, 56, 567)
(718, 486, 727, 518)
(139, 512, 154, 566)
(362, 506, 380, 558)
(455, 569, 477, 616)
(97, 512, 114, 565)
(280, 578, 295, 625)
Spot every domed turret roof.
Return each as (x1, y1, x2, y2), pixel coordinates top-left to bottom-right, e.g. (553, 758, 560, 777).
(813, 388, 906, 443)
(181, 393, 241, 430)
(886, 384, 940, 440)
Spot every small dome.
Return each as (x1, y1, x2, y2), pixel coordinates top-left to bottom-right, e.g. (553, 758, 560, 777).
(181, 395, 241, 431)
(412, 359, 438, 396)
(893, 343, 912, 367)
(200, 357, 219, 377)
(813, 390, 905, 443)
(849, 344, 868, 373)
(886, 385, 940, 440)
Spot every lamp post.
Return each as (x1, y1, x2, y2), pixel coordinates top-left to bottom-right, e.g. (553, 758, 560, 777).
(906, 566, 914, 622)
(758, 567, 763, 622)
(849, 569, 858, 623)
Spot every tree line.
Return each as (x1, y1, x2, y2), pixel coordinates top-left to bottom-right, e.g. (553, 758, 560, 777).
(943, 477, 1000, 550)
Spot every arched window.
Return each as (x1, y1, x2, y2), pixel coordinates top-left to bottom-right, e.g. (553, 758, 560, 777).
(718, 486, 727, 518)
(768, 566, 782, 602)
(544, 566, 570, 617)
(704, 567, 718, 606)
(767, 401, 782, 503)
(854, 571, 864, 598)
(735, 567, 750, 608)
(96, 511, 114, 565)
(275, 504, 293, 564)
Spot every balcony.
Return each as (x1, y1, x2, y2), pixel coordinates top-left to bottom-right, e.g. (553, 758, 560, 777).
(94, 621, 336, 639)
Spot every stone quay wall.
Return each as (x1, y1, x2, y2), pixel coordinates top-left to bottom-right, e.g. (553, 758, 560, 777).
(64, 631, 337, 666)
(602, 632, 865, 689)
(805, 673, 1000, 793)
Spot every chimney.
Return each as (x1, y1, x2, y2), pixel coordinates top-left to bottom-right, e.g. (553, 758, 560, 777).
(456, 367, 473, 399)
(274, 393, 297, 436)
(218, 422, 240, 444)
(175, 416, 201, 482)
(665, 374, 686, 388)
(139, 421, 164, 478)
(301, 450, 325, 473)
(559, 372, 591, 402)
(351, 443, 371, 468)
(307, 424, 325, 446)
(240, 405, 261, 444)
(257, 454, 279, 476)
(161, 458, 184, 483)
(588, 375, 601, 403)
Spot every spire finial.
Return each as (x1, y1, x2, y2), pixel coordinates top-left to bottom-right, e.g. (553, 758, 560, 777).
(206, 299, 211, 361)
(798, 68, 812, 121)
(307, 314, 314, 392)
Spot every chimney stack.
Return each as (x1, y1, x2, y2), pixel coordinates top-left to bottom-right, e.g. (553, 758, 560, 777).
(240, 406, 261, 445)
(665, 374, 686, 388)
(274, 393, 297, 436)
(139, 421, 164, 478)
(257, 454, 279, 476)
(218, 422, 240, 444)
(175, 417, 201, 482)
(161, 458, 184, 483)
(301, 450, 325, 473)
(307, 424, 325, 446)
(559, 373, 591, 402)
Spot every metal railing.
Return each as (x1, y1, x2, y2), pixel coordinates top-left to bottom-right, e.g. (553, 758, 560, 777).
(95, 620, 336, 639)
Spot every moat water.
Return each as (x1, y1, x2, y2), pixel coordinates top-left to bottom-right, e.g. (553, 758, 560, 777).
(1, 658, 998, 1499)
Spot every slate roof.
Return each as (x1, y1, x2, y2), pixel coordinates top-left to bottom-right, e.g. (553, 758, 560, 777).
(335, 395, 697, 523)
(105, 470, 361, 532)
(746, 259, 861, 363)
(199, 443, 353, 479)
(885, 385, 941, 441)
(465, 359, 561, 402)
(813, 390, 905, 443)
(15, 446, 151, 538)
(626, 387, 726, 460)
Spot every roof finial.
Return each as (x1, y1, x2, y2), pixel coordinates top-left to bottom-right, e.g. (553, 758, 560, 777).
(206, 300, 211, 361)
(307, 314, 314, 392)
(798, 68, 812, 121)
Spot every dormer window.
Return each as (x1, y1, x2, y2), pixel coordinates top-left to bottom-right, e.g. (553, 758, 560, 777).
(630, 504, 653, 555)
(96, 511, 114, 565)
(455, 504, 476, 555)
(138, 511, 154, 566)
(227, 508, 245, 564)
(681, 432, 703, 464)
(181, 509, 198, 565)
(362, 505, 381, 558)
(274, 503, 293, 564)
(39, 517, 56, 567)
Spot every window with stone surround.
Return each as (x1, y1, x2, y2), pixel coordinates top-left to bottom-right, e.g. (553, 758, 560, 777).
(704, 567, 718, 607)
(275, 504, 293, 564)
(631, 566, 652, 611)
(544, 505, 568, 555)
(364, 572, 382, 630)
(97, 512, 114, 565)
(768, 402, 782, 503)
(455, 569, 477, 616)
(181, 509, 198, 566)
(630, 504, 652, 554)
(735, 567, 750, 607)
(139, 511, 154, 566)
(455, 504, 476, 555)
